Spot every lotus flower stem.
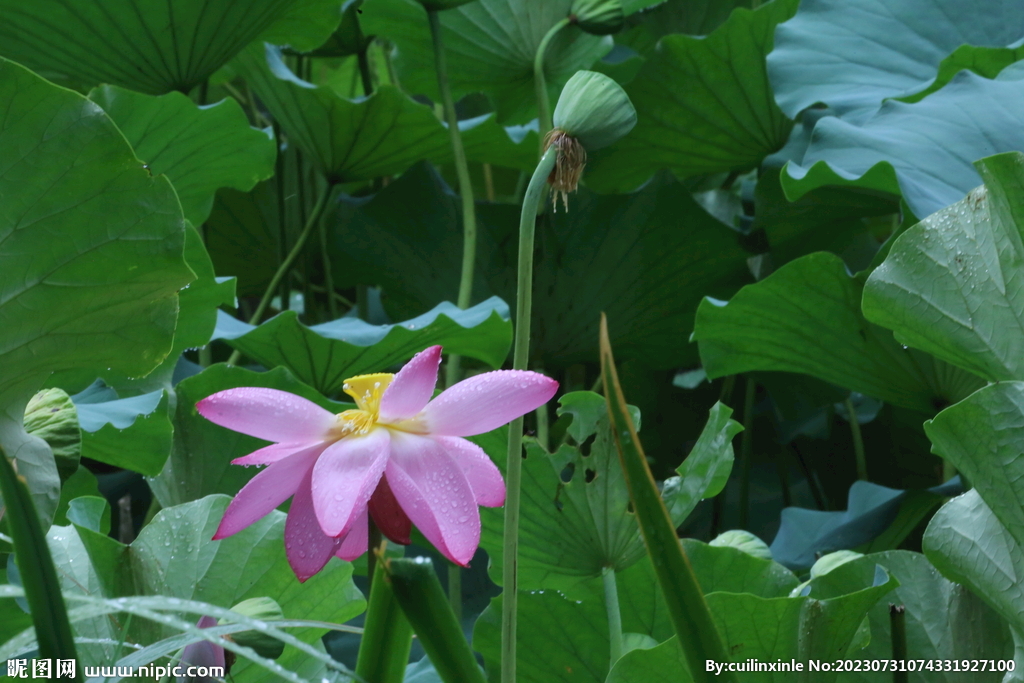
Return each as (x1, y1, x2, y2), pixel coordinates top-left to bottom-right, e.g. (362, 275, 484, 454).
(738, 376, 756, 529)
(845, 397, 867, 480)
(602, 566, 624, 664)
(428, 6, 480, 619)
(227, 182, 335, 366)
(533, 18, 571, 144)
(501, 144, 558, 683)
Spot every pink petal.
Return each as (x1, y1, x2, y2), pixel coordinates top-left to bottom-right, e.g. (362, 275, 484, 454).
(378, 345, 442, 423)
(385, 432, 480, 566)
(335, 509, 369, 561)
(421, 371, 558, 436)
(212, 444, 323, 540)
(232, 441, 313, 466)
(311, 428, 391, 537)
(285, 468, 341, 582)
(369, 475, 412, 545)
(196, 388, 336, 443)
(180, 617, 225, 675)
(435, 436, 505, 507)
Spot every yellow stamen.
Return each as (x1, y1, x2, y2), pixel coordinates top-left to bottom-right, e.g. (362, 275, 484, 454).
(328, 373, 395, 440)
(342, 373, 394, 414)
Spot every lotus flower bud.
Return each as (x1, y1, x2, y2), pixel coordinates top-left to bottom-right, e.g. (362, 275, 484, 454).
(221, 597, 286, 659)
(546, 71, 637, 209)
(24, 388, 81, 480)
(570, 0, 625, 35)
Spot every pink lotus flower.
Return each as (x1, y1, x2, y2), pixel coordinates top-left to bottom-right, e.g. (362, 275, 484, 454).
(197, 346, 557, 581)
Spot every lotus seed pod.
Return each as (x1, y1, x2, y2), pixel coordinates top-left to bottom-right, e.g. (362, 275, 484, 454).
(24, 388, 81, 480)
(552, 70, 637, 152)
(415, 0, 477, 10)
(570, 0, 625, 35)
(222, 597, 286, 659)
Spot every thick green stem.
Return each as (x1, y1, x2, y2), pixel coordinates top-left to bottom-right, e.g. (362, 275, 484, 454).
(447, 560, 463, 625)
(603, 567, 624, 665)
(501, 145, 557, 683)
(429, 10, 478, 316)
(227, 183, 334, 365)
(356, 554, 413, 683)
(845, 397, 868, 481)
(738, 376, 756, 530)
(533, 18, 571, 144)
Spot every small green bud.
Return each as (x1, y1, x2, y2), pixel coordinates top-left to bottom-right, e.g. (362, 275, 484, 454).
(415, 0, 477, 10)
(570, 0, 625, 35)
(24, 388, 81, 480)
(221, 597, 286, 659)
(709, 530, 772, 561)
(553, 71, 637, 152)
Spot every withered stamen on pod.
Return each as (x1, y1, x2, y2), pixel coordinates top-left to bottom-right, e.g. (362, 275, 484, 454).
(543, 128, 587, 212)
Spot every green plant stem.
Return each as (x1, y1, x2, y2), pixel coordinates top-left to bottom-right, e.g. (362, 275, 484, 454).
(533, 18, 571, 143)
(535, 401, 550, 451)
(738, 376, 756, 529)
(317, 194, 339, 320)
(357, 48, 374, 97)
(368, 518, 383, 593)
(890, 603, 908, 683)
(386, 558, 487, 683)
(356, 555, 413, 683)
(602, 567, 624, 665)
(845, 397, 867, 481)
(447, 561, 463, 625)
(227, 183, 334, 365)
(501, 145, 557, 683)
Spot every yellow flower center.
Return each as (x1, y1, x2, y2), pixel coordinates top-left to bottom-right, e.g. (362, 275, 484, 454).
(329, 373, 393, 438)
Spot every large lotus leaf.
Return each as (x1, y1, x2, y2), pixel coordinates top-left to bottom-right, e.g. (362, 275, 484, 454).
(616, 0, 754, 56)
(586, 0, 796, 193)
(478, 394, 746, 596)
(693, 252, 985, 412)
(148, 364, 349, 507)
(236, 44, 536, 183)
(899, 44, 1024, 103)
(472, 557, 678, 683)
(607, 637, 693, 683)
(0, 57, 191, 522)
(46, 221, 235, 396)
(361, 0, 612, 124)
(213, 297, 512, 396)
(477, 392, 643, 595)
(35, 495, 363, 667)
(474, 591, 609, 683)
(784, 71, 1024, 218)
(206, 184, 281, 297)
(70, 382, 172, 477)
(682, 539, 799, 598)
(259, 0, 345, 53)
(834, 551, 1011, 683)
(864, 152, 1024, 382)
(607, 561, 896, 682)
(923, 490, 1024, 638)
(331, 164, 753, 370)
(767, 0, 1024, 119)
(755, 167, 900, 268)
(88, 85, 276, 226)
(0, 0, 328, 95)
(770, 478, 962, 571)
(925, 382, 1024, 556)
